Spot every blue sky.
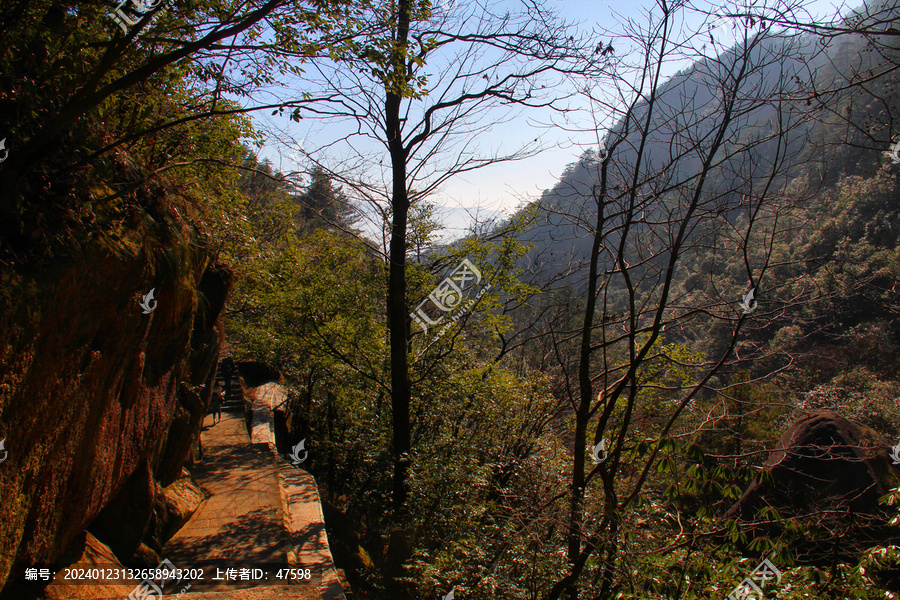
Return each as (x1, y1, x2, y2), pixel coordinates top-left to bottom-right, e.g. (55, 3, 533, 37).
(252, 0, 854, 240)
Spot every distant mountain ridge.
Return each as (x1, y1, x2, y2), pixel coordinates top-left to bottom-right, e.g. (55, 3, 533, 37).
(511, 0, 899, 287)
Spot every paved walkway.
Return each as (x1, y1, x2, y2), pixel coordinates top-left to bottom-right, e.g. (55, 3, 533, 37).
(160, 387, 345, 600)
(164, 411, 288, 588)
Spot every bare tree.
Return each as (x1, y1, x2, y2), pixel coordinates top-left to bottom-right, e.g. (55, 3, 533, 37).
(503, 2, 826, 597)
(693, 0, 900, 158)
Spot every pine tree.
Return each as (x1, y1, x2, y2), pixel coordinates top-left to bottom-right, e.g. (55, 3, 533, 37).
(294, 167, 357, 233)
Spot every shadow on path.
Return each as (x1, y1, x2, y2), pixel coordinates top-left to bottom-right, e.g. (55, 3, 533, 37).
(160, 390, 345, 599)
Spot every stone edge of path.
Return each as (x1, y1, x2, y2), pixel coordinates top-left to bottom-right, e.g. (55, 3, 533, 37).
(250, 385, 276, 448)
(274, 453, 347, 600)
(247, 383, 347, 600)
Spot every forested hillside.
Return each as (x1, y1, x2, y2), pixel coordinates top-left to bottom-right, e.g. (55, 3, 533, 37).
(1, 0, 899, 599)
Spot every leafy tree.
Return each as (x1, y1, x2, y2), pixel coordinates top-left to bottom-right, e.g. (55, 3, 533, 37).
(0, 0, 369, 244)
(283, 2, 597, 563)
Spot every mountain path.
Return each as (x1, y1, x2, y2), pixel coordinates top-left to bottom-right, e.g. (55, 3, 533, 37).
(158, 383, 344, 599)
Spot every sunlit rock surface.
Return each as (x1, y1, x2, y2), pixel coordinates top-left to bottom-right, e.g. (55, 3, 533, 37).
(0, 210, 230, 592)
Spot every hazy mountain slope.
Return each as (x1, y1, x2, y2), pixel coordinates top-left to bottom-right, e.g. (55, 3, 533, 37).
(515, 0, 899, 288)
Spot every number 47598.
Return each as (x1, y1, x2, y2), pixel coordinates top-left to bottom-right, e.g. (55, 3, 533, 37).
(276, 568, 311, 579)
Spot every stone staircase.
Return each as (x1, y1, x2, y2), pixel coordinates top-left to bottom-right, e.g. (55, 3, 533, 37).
(214, 359, 244, 409)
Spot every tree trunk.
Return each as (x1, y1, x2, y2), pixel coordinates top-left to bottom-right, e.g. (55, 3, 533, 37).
(562, 185, 607, 600)
(386, 0, 412, 518)
(384, 1, 413, 594)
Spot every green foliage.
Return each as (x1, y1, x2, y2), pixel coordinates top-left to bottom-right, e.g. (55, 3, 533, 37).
(226, 225, 382, 380)
(348, 1, 439, 97)
(220, 155, 573, 595)
(407, 215, 538, 357)
(403, 368, 567, 598)
(800, 367, 900, 435)
(0, 0, 368, 262)
(293, 166, 358, 233)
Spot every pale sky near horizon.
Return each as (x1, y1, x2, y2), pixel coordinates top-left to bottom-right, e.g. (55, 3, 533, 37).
(252, 0, 853, 239)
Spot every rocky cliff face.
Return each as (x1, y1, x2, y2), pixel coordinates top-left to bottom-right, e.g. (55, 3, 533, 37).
(0, 207, 230, 591)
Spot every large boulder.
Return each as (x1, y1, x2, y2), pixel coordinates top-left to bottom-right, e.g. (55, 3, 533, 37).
(726, 410, 900, 564)
(88, 459, 157, 562)
(150, 471, 207, 550)
(14, 532, 140, 600)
